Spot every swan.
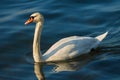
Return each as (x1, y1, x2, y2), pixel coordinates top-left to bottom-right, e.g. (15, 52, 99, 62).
(25, 12, 108, 62)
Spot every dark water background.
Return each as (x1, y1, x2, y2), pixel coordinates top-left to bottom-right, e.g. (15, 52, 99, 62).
(0, 0, 120, 80)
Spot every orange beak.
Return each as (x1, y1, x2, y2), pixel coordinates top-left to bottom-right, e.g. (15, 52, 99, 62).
(25, 17, 34, 25)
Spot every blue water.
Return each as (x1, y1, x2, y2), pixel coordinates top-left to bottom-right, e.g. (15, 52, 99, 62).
(0, 0, 120, 80)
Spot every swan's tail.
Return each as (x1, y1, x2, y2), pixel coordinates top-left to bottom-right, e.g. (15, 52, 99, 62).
(95, 31, 108, 41)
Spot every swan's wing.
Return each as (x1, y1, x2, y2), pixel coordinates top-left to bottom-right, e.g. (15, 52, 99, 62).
(43, 36, 99, 61)
(43, 36, 79, 55)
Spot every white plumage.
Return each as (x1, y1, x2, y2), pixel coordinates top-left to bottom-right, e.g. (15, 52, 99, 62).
(25, 12, 108, 62)
(43, 32, 108, 61)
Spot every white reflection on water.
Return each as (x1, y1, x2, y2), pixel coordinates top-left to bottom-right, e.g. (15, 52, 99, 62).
(34, 49, 100, 80)
(34, 63, 45, 80)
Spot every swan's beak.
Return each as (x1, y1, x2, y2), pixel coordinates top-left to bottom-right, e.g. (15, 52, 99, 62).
(25, 17, 34, 25)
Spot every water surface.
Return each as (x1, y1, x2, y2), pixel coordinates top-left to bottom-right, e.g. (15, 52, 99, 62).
(0, 0, 120, 80)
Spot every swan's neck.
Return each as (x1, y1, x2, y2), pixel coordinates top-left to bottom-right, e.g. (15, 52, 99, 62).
(33, 22, 43, 62)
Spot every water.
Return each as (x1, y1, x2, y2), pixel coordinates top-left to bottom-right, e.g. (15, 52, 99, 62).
(0, 0, 120, 80)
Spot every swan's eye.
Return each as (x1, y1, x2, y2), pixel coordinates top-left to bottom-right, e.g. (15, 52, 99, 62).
(30, 16, 35, 19)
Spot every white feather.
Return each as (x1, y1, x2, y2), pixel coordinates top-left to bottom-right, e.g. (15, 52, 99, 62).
(26, 12, 108, 62)
(43, 32, 108, 61)
(95, 31, 108, 41)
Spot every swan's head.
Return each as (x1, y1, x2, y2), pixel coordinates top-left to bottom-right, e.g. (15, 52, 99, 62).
(25, 12, 44, 25)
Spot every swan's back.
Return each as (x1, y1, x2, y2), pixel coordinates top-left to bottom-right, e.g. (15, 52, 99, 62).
(43, 36, 99, 61)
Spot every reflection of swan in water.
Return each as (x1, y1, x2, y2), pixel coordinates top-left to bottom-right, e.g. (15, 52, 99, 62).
(25, 12, 108, 62)
(34, 63, 45, 80)
(34, 50, 100, 80)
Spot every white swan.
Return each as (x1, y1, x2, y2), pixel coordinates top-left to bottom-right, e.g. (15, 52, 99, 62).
(25, 12, 108, 62)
